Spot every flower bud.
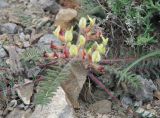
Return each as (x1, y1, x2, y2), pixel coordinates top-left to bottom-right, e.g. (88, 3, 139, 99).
(79, 17, 87, 29)
(101, 35, 109, 46)
(78, 35, 86, 47)
(88, 15, 96, 27)
(69, 45, 78, 56)
(65, 27, 73, 42)
(53, 26, 61, 38)
(97, 44, 106, 54)
(92, 50, 101, 63)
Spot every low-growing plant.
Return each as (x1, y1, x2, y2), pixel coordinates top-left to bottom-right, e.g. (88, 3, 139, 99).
(44, 16, 109, 70)
(35, 16, 110, 105)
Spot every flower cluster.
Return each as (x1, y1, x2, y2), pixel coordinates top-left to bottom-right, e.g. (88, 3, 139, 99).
(44, 16, 109, 63)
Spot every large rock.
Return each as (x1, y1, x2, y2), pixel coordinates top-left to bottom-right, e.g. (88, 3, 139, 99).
(129, 77, 157, 101)
(55, 8, 77, 22)
(0, 23, 18, 34)
(55, 8, 77, 29)
(89, 100, 112, 114)
(61, 62, 87, 108)
(31, 87, 74, 118)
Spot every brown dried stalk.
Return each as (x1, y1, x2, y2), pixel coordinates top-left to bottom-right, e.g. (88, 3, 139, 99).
(88, 72, 121, 105)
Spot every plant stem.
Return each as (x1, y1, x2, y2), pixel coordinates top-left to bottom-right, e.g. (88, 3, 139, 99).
(88, 72, 121, 105)
(99, 57, 137, 65)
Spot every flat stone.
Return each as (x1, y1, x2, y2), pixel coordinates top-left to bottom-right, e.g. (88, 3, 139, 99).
(15, 80, 34, 105)
(89, 100, 112, 114)
(0, 23, 18, 34)
(38, 34, 61, 46)
(55, 8, 77, 22)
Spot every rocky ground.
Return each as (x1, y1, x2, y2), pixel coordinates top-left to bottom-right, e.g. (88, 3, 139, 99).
(0, 0, 160, 118)
(0, 0, 76, 117)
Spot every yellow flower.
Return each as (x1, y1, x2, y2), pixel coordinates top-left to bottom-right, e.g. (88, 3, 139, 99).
(65, 27, 73, 42)
(88, 15, 96, 27)
(97, 44, 106, 54)
(78, 17, 87, 29)
(69, 45, 78, 56)
(92, 50, 101, 63)
(78, 35, 86, 47)
(101, 35, 109, 46)
(53, 26, 61, 38)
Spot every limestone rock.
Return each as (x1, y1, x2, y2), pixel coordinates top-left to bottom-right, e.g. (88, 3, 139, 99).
(15, 80, 34, 105)
(38, 34, 61, 46)
(55, 8, 77, 29)
(61, 62, 87, 108)
(0, 23, 18, 34)
(31, 87, 74, 118)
